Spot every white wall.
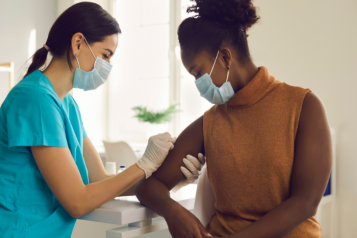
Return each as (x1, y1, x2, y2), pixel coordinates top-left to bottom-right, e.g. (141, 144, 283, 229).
(248, 0, 357, 237)
(0, 0, 57, 88)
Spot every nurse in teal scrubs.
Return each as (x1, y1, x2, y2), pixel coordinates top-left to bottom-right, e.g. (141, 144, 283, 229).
(0, 2, 205, 238)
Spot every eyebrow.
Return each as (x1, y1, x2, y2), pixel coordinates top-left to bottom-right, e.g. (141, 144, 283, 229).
(104, 49, 113, 56)
(188, 65, 197, 75)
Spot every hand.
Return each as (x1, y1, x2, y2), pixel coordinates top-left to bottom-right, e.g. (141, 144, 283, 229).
(172, 153, 206, 192)
(164, 203, 212, 238)
(136, 132, 176, 178)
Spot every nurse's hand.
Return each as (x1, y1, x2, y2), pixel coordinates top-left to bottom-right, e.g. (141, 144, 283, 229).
(172, 153, 206, 192)
(136, 132, 177, 179)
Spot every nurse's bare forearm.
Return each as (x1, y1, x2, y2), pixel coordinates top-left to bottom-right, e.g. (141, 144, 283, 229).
(135, 176, 181, 218)
(106, 173, 142, 196)
(77, 164, 145, 218)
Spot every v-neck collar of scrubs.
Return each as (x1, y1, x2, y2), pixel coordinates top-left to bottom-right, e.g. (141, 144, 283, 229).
(227, 66, 276, 107)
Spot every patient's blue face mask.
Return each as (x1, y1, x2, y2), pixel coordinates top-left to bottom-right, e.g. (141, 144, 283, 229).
(195, 51, 235, 105)
(73, 36, 113, 91)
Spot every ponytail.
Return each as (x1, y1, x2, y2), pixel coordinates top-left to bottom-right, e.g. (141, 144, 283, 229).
(24, 46, 49, 78)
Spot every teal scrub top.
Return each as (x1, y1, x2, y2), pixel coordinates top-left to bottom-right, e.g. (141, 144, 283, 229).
(0, 69, 89, 238)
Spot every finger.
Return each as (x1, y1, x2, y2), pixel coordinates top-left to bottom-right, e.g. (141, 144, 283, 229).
(163, 132, 172, 141)
(168, 142, 174, 150)
(156, 132, 171, 141)
(156, 139, 174, 150)
(183, 158, 200, 175)
(169, 136, 177, 143)
(198, 153, 206, 165)
(181, 166, 199, 181)
(186, 154, 203, 171)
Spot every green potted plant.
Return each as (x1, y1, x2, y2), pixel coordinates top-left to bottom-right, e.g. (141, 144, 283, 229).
(132, 104, 180, 139)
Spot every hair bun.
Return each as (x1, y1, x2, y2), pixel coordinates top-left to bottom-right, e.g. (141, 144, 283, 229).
(187, 0, 260, 30)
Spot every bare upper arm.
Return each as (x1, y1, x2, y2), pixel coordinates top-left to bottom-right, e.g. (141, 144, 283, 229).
(31, 146, 86, 218)
(150, 116, 205, 190)
(291, 92, 332, 209)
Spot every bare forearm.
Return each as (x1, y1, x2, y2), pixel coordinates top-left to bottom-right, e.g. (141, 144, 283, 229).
(106, 173, 143, 197)
(77, 164, 145, 217)
(136, 177, 179, 218)
(230, 197, 317, 238)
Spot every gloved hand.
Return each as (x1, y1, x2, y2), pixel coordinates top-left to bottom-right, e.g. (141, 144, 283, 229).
(172, 153, 206, 193)
(136, 132, 177, 179)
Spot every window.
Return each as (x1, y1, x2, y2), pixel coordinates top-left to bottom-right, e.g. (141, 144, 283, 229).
(74, 0, 214, 147)
(108, 0, 170, 143)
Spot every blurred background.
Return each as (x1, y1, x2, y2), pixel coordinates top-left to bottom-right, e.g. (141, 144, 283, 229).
(0, 0, 356, 237)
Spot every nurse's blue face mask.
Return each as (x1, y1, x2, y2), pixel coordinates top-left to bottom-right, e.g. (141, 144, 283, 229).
(73, 36, 113, 91)
(195, 51, 235, 105)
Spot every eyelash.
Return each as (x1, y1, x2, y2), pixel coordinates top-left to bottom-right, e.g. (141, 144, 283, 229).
(103, 54, 109, 59)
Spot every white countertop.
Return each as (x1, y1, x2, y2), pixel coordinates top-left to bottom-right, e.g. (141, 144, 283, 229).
(79, 184, 197, 225)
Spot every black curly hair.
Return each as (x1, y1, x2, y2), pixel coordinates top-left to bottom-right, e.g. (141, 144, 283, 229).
(178, 0, 260, 63)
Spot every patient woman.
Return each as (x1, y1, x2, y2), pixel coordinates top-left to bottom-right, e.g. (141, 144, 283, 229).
(136, 0, 332, 237)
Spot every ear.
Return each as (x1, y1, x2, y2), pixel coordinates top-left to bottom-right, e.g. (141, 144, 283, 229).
(220, 47, 232, 70)
(71, 33, 85, 57)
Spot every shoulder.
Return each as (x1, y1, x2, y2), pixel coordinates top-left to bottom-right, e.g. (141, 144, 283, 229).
(300, 92, 326, 122)
(7, 79, 62, 118)
(13, 70, 59, 103)
(15, 84, 60, 108)
(277, 81, 311, 99)
(296, 91, 328, 138)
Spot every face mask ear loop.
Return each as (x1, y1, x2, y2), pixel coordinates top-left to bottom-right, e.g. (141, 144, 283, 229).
(74, 54, 80, 69)
(226, 69, 230, 82)
(83, 36, 96, 59)
(209, 51, 220, 76)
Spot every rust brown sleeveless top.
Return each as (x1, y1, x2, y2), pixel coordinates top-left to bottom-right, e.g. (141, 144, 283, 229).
(203, 66, 321, 237)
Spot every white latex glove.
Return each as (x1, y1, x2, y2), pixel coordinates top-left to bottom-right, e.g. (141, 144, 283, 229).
(172, 153, 206, 193)
(136, 133, 177, 179)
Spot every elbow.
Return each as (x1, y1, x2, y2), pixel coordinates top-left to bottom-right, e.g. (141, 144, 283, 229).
(66, 204, 83, 219)
(62, 206, 77, 218)
(296, 197, 320, 219)
(64, 199, 86, 219)
(305, 204, 318, 219)
(70, 208, 82, 219)
(309, 199, 320, 217)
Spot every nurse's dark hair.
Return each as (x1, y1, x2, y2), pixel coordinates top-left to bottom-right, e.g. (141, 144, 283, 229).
(178, 0, 260, 63)
(23, 2, 121, 78)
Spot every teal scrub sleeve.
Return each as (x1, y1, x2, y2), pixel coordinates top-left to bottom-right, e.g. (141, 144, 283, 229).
(6, 86, 68, 150)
